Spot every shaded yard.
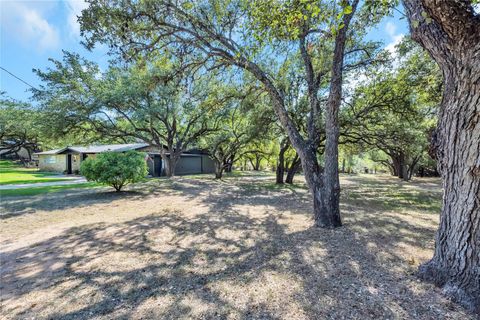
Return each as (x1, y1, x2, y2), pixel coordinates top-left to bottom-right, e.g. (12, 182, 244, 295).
(0, 173, 473, 319)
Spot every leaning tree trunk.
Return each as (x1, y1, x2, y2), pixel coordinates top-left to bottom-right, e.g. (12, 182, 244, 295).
(404, 0, 480, 312)
(276, 141, 289, 184)
(407, 155, 421, 181)
(390, 152, 406, 179)
(285, 156, 301, 184)
(223, 154, 235, 173)
(391, 156, 400, 177)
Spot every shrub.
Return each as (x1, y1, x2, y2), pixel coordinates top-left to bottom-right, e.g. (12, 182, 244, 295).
(80, 151, 148, 191)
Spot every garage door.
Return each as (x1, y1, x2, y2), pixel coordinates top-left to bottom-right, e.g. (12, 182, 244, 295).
(176, 156, 202, 175)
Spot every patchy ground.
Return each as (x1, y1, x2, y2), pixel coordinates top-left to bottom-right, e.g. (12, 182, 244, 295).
(0, 173, 473, 319)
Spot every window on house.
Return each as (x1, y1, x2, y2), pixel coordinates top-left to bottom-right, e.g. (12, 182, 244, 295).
(45, 156, 56, 164)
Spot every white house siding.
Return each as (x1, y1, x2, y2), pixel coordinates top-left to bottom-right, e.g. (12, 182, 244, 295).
(38, 154, 67, 172)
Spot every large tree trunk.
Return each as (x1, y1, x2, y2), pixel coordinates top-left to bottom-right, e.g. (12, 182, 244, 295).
(160, 152, 177, 177)
(214, 160, 224, 179)
(419, 72, 480, 312)
(298, 147, 341, 227)
(390, 152, 408, 180)
(404, 0, 480, 312)
(318, 0, 358, 228)
(165, 158, 177, 177)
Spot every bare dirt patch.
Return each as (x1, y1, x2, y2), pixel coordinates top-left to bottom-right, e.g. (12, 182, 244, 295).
(0, 173, 473, 319)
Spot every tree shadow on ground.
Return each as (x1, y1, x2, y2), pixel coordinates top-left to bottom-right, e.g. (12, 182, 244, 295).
(0, 189, 148, 220)
(0, 175, 306, 221)
(1, 174, 471, 319)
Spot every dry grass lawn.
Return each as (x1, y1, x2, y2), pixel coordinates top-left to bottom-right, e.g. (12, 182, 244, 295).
(0, 173, 474, 319)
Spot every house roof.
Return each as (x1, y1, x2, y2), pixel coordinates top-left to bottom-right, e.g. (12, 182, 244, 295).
(35, 148, 68, 155)
(35, 143, 149, 155)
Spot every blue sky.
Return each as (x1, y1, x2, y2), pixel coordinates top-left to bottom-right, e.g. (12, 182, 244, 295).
(0, 1, 409, 102)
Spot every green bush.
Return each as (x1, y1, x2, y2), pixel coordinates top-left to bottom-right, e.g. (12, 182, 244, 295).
(80, 151, 148, 191)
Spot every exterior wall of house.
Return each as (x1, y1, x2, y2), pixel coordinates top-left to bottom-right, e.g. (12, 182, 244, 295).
(38, 154, 67, 172)
(201, 155, 215, 174)
(38, 153, 83, 173)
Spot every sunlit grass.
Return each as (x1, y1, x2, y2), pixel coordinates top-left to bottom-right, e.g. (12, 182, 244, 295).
(0, 160, 69, 185)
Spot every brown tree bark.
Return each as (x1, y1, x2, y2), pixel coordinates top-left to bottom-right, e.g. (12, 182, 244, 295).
(404, 0, 480, 312)
(285, 155, 301, 184)
(400, 153, 409, 181)
(254, 156, 261, 171)
(276, 138, 289, 184)
(161, 154, 178, 177)
(224, 154, 234, 173)
(390, 152, 409, 180)
(249, 155, 261, 171)
(214, 160, 224, 179)
(313, 0, 358, 227)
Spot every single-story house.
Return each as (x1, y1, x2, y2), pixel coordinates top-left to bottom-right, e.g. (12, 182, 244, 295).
(34, 143, 215, 176)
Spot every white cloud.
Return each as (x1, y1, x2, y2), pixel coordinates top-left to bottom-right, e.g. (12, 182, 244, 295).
(384, 21, 404, 56)
(65, 0, 88, 38)
(0, 1, 60, 51)
(385, 21, 397, 38)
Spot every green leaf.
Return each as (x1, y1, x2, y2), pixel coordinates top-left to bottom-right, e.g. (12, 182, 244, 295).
(181, 2, 194, 10)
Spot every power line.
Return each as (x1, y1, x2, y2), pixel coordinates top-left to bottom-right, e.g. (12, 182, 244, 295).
(0, 66, 39, 90)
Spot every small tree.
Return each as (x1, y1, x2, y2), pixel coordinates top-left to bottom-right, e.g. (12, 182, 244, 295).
(80, 151, 147, 192)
